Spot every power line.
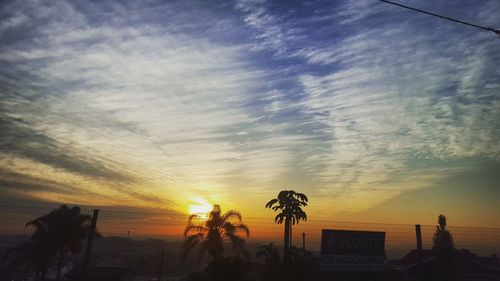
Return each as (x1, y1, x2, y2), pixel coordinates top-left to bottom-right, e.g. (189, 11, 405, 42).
(379, 0, 500, 35)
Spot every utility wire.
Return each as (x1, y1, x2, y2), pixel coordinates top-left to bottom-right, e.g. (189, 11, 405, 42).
(379, 0, 500, 35)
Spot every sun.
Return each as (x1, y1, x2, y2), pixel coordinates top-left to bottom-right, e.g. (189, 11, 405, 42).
(188, 196, 212, 218)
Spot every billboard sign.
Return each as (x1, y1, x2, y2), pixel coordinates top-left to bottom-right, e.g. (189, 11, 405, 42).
(320, 229, 386, 271)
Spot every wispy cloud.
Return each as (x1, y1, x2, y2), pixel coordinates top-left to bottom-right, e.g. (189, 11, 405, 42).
(234, 0, 500, 211)
(0, 0, 498, 217)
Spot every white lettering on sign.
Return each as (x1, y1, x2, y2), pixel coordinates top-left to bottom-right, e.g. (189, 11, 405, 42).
(320, 229, 386, 271)
(338, 237, 382, 249)
(320, 255, 386, 272)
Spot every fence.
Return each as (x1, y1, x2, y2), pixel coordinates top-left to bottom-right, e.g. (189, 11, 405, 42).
(1, 205, 499, 259)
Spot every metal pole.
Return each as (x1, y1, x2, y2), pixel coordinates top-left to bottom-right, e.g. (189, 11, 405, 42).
(415, 224, 422, 251)
(82, 209, 99, 281)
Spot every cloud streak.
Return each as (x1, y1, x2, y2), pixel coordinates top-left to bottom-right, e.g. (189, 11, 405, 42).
(0, 0, 499, 218)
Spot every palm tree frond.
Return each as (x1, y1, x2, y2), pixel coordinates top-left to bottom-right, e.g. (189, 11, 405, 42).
(296, 192, 308, 202)
(235, 224, 250, 237)
(222, 210, 242, 222)
(222, 222, 236, 234)
(275, 213, 285, 224)
(25, 220, 43, 229)
(265, 199, 279, 208)
(183, 225, 208, 237)
(256, 249, 269, 260)
(277, 190, 289, 201)
(226, 232, 249, 260)
(188, 213, 204, 224)
(256, 243, 281, 264)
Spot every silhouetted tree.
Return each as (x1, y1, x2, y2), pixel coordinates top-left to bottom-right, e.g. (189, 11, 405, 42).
(256, 243, 282, 280)
(256, 243, 316, 281)
(432, 214, 454, 251)
(256, 243, 281, 264)
(265, 190, 308, 261)
(432, 214, 455, 281)
(4, 235, 52, 281)
(288, 247, 316, 280)
(5, 205, 99, 281)
(182, 204, 249, 262)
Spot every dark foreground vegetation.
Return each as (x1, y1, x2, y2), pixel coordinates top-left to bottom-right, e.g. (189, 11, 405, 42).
(1, 190, 499, 281)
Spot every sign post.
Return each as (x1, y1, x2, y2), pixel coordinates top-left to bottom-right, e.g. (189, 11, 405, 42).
(320, 229, 386, 272)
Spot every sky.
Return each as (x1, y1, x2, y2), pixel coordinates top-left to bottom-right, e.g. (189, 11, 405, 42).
(0, 0, 499, 227)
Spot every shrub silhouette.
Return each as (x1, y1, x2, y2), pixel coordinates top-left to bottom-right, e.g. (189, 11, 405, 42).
(432, 214, 456, 281)
(256, 243, 316, 281)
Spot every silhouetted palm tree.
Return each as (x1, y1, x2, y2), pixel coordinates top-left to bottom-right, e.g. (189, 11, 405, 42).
(288, 247, 316, 281)
(265, 190, 308, 261)
(182, 204, 249, 262)
(256, 243, 316, 281)
(256, 243, 282, 280)
(256, 243, 281, 265)
(25, 205, 97, 281)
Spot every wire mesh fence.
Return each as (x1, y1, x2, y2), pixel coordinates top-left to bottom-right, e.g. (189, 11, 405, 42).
(1, 205, 499, 259)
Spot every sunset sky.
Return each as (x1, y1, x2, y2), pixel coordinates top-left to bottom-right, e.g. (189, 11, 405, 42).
(0, 0, 499, 227)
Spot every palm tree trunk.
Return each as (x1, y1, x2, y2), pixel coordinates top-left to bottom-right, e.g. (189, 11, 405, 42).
(284, 218, 290, 262)
(56, 249, 64, 281)
(289, 222, 292, 248)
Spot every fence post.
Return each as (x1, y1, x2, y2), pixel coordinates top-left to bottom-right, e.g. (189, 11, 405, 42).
(82, 209, 99, 281)
(415, 224, 422, 251)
